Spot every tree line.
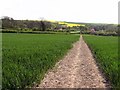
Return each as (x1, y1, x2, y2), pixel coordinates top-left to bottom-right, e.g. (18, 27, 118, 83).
(1, 16, 118, 36)
(1, 16, 58, 31)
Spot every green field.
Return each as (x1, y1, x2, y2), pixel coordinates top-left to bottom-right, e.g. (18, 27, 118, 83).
(2, 33, 79, 88)
(83, 35, 119, 88)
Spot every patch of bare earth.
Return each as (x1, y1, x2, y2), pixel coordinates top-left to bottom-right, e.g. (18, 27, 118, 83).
(36, 35, 108, 88)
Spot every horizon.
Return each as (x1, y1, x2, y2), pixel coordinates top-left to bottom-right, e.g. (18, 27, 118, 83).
(1, 17, 118, 25)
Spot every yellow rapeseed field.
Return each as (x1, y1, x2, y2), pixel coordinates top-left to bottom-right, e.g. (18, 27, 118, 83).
(48, 20, 85, 27)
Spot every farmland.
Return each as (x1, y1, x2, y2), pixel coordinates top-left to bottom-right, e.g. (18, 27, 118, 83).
(83, 35, 119, 88)
(2, 33, 79, 88)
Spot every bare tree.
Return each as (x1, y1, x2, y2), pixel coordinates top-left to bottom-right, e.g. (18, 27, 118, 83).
(39, 17, 46, 31)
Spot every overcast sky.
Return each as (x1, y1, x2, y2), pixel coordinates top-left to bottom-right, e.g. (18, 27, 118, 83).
(0, 0, 119, 24)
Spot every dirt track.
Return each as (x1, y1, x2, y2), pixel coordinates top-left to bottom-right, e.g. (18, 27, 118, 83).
(36, 35, 108, 88)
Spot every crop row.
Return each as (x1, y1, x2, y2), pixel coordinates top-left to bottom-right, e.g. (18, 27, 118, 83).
(2, 33, 79, 89)
(83, 35, 119, 88)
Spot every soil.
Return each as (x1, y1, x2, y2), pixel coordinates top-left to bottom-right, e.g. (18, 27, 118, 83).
(36, 35, 109, 88)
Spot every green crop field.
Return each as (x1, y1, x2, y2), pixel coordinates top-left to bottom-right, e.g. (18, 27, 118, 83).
(2, 33, 79, 89)
(83, 35, 119, 88)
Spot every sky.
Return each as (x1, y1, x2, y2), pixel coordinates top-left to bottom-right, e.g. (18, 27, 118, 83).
(0, 0, 119, 24)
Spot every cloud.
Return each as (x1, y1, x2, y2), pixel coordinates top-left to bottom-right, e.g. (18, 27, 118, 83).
(0, 0, 119, 23)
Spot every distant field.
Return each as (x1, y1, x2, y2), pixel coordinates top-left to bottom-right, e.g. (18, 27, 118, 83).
(2, 33, 79, 88)
(83, 35, 119, 88)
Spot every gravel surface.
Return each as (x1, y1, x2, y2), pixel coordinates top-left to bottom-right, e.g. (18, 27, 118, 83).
(36, 35, 108, 88)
